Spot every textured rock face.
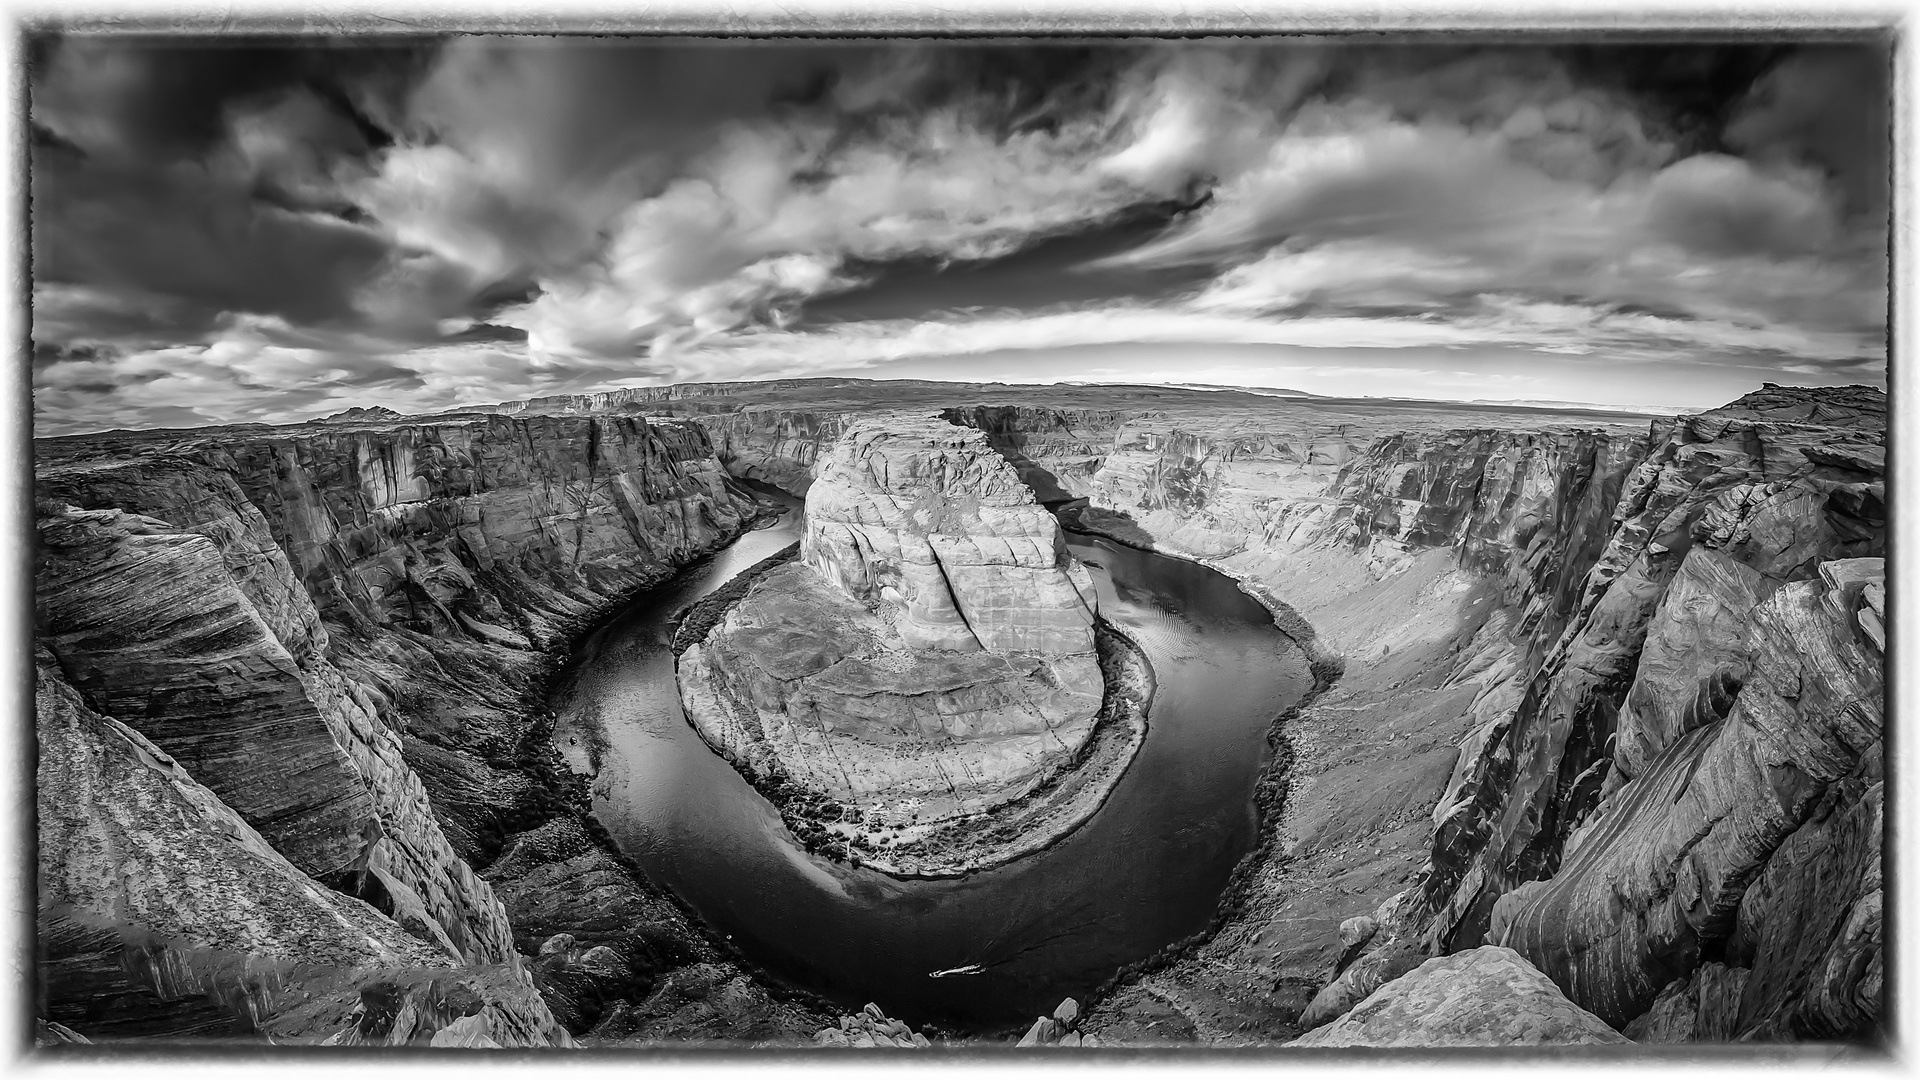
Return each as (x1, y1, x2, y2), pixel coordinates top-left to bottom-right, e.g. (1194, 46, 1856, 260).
(35, 660, 563, 1046)
(38, 377, 1886, 1047)
(802, 415, 1099, 656)
(677, 380, 1882, 1047)
(37, 506, 378, 880)
(1488, 558, 1883, 1029)
(704, 408, 853, 494)
(682, 564, 1103, 823)
(1289, 947, 1629, 1047)
(1425, 387, 1884, 943)
(1417, 390, 1885, 1033)
(34, 414, 765, 1041)
(1626, 787, 1883, 1044)
(35, 502, 520, 972)
(681, 415, 1105, 833)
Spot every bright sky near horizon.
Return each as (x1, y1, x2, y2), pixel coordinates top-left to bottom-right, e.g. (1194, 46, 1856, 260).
(30, 35, 1889, 434)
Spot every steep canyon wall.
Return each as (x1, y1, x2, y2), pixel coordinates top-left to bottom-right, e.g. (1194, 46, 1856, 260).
(33, 381, 1887, 1046)
(689, 384, 1885, 1043)
(34, 415, 774, 1043)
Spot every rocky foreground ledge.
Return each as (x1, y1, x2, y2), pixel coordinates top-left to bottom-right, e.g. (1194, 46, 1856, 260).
(677, 414, 1151, 876)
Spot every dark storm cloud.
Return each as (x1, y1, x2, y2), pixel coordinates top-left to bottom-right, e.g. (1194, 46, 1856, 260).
(1088, 39, 1885, 368)
(351, 38, 1152, 354)
(28, 35, 1890, 434)
(801, 197, 1217, 325)
(1724, 43, 1891, 220)
(34, 143, 392, 331)
(31, 36, 439, 342)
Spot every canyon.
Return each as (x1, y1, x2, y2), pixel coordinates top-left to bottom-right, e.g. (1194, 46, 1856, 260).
(32, 377, 1886, 1050)
(677, 414, 1147, 875)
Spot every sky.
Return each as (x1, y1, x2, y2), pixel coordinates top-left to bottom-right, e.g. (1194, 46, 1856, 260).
(29, 35, 1890, 434)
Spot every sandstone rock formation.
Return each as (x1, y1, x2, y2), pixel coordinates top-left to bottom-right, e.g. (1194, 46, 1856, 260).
(1488, 558, 1884, 1030)
(37, 376, 1886, 1049)
(1426, 388, 1886, 955)
(36, 657, 563, 1045)
(630, 378, 1884, 1047)
(682, 565, 1103, 823)
(802, 415, 1101, 656)
(34, 414, 797, 1043)
(1288, 947, 1629, 1047)
(678, 416, 1118, 860)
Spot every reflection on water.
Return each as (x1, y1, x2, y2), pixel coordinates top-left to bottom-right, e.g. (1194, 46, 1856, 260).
(551, 487, 1311, 1031)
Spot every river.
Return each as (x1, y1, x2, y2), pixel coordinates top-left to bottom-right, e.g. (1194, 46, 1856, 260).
(551, 483, 1311, 1031)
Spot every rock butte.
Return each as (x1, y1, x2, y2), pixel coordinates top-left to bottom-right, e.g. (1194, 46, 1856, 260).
(32, 379, 1884, 1048)
(679, 414, 1117, 848)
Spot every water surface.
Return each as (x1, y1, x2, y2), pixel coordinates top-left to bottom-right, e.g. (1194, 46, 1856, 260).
(552, 485, 1310, 1030)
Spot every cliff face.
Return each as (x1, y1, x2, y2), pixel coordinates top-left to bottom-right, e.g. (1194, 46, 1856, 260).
(678, 415, 1112, 850)
(36, 379, 1886, 1047)
(683, 383, 1884, 1044)
(34, 415, 769, 1042)
(36, 657, 559, 1045)
(1426, 390, 1885, 947)
(802, 416, 1100, 656)
(1407, 389, 1886, 1040)
(702, 408, 855, 494)
(1488, 560, 1883, 1032)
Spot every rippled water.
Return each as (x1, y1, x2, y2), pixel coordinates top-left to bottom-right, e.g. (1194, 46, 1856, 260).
(552, 485, 1310, 1031)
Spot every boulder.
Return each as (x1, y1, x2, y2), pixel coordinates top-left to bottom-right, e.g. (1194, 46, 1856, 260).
(812, 1003, 930, 1048)
(1289, 947, 1629, 1047)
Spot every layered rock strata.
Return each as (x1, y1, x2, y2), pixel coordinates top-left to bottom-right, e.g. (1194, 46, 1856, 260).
(678, 415, 1139, 874)
(1487, 558, 1884, 1029)
(34, 415, 816, 1042)
(801, 415, 1102, 657)
(36, 657, 564, 1045)
(612, 379, 1883, 1046)
(37, 377, 1887, 1047)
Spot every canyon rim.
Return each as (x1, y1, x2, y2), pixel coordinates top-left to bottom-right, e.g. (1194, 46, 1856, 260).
(22, 26, 1894, 1060)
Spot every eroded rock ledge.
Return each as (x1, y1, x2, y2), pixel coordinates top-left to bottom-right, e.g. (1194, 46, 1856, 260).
(34, 414, 830, 1044)
(677, 415, 1149, 876)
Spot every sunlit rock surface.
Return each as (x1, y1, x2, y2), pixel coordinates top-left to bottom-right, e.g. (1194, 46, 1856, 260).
(802, 415, 1099, 656)
(36, 658, 566, 1046)
(1289, 947, 1629, 1047)
(681, 415, 1103, 832)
